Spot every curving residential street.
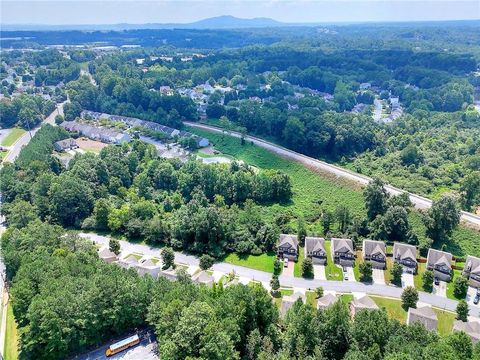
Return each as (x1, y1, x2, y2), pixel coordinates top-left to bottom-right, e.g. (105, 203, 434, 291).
(185, 122, 480, 228)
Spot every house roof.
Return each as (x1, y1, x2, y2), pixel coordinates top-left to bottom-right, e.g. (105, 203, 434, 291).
(54, 138, 77, 150)
(278, 234, 299, 250)
(407, 306, 438, 331)
(192, 271, 214, 284)
(427, 249, 453, 269)
(331, 238, 354, 255)
(280, 292, 306, 316)
(465, 256, 480, 275)
(138, 258, 157, 268)
(351, 295, 379, 310)
(393, 242, 417, 262)
(98, 247, 117, 259)
(317, 293, 337, 309)
(453, 320, 480, 341)
(363, 239, 386, 258)
(305, 237, 326, 254)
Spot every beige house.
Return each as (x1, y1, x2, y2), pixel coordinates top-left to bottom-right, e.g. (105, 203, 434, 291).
(192, 271, 215, 287)
(98, 247, 118, 263)
(453, 320, 480, 342)
(280, 292, 306, 317)
(316, 293, 337, 310)
(349, 295, 379, 316)
(407, 306, 438, 331)
(463, 255, 480, 288)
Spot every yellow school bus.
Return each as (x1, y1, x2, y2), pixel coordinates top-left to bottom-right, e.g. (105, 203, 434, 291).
(105, 334, 140, 356)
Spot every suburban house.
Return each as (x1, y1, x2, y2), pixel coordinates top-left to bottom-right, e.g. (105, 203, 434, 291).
(407, 306, 438, 331)
(280, 292, 306, 317)
(97, 247, 118, 263)
(362, 239, 386, 269)
(426, 249, 453, 281)
(159, 268, 178, 281)
(462, 255, 480, 288)
(317, 293, 337, 310)
(117, 255, 139, 270)
(135, 258, 161, 278)
(61, 121, 131, 144)
(305, 237, 327, 265)
(277, 234, 299, 261)
(331, 238, 355, 266)
(349, 296, 379, 316)
(53, 138, 78, 152)
(192, 271, 215, 287)
(453, 320, 480, 342)
(393, 242, 417, 273)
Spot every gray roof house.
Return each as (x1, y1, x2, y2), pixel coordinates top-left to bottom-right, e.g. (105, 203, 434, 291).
(331, 238, 355, 266)
(53, 138, 78, 152)
(349, 295, 379, 316)
(98, 247, 118, 263)
(135, 258, 161, 278)
(453, 320, 480, 342)
(278, 234, 299, 261)
(463, 255, 480, 288)
(362, 239, 386, 269)
(192, 271, 215, 287)
(280, 292, 306, 317)
(317, 293, 337, 310)
(426, 249, 453, 282)
(407, 306, 438, 331)
(117, 255, 139, 270)
(393, 242, 417, 273)
(305, 237, 327, 265)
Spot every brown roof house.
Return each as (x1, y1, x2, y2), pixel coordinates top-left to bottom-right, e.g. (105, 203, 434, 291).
(393, 242, 417, 273)
(280, 292, 306, 317)
(278, 234, 299, 261)
(426, 249, 453, 282)
(362, 239, 386, 269)
(463, 255, 480, 288)
(407, 306, 438, 331)
(305, 237, 327, 265)
(316, 293, 337, 310)
(98, 247, 118, 263)
(349, 295, 379, 316)
(453, 320, 480, 343)
(331, 238, 355, 266)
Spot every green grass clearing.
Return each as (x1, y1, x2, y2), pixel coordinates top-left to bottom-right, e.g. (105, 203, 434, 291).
(223, 252, 276, 273)
(4, 302, 19, 360)
(414, 263, 427, 291)
(446, 269, 464, 300)
(325, 241, 343, 281)
(1, 128, 25, 147)
(294, 246, 305, 278)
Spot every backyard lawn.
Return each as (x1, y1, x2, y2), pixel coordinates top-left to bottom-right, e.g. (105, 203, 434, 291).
(325, 241, 343, 281)
(4, 303, 19, 360)
(1, 128, 25, 147)
(223, 252, 276, 273)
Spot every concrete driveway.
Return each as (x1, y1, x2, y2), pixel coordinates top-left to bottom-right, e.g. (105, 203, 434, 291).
(313, 265, 326, 280)
(344, 266, 356, 282)
(401, 273, 415, 288)
(433, 280, 447, 298)
(467, 286, 480, 306)
(283, 261, 295, 277)
(372, 269, 385, 285)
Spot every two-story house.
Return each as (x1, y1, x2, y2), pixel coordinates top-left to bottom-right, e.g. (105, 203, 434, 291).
(392, 242, 417, 273)
(463, 255, 480, 288)
(305, 237, 327, 265)
(331, 238, 355, 266)
(426, 249, 453, 282)
(277, 234, 299, 261)
(362, 239, 386, 269)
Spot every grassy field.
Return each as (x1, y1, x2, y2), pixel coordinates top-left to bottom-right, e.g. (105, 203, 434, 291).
(294, 246, 305, 278)
(1, 128, 25, 147)
(223, 252, 276, 273)
(325, 241, 343, 280)
(190, 127, 480, 259)
(446, 269, 464, 300)
(414, 263, 427, 291)
(4, 303, 19, 360)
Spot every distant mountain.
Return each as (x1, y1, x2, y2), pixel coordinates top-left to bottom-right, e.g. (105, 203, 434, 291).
(1, 16, 290, 31)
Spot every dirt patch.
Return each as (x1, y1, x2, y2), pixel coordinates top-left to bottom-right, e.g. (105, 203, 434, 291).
(76, 137, 108, 152)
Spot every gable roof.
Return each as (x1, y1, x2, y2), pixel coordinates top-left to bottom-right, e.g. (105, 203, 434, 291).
(305, 237, 326, 254)
(192, 271, 214, 284)
(427, 249, 453, 269)
(363, 239, 386, 258)
(280, 292, 306, 316)
(465, 256, 480, 275)
(407, 306, 438, 331)
(98, 247, 117, 259)
(351, 295, 379, 310)
(278, 234, 299, 250)
(317, 293, 337, 309)
(453, 320, 480, 342)
(393, 242, 417, 262)
(331, 238, 354, 254)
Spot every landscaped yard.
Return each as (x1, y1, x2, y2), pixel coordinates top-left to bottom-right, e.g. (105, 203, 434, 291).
(446, 269, 464, 300)
(223, 252, 276, 273)
(5, 303, 19, 360)
(325, 241, 343, 281)
(414, 262, 427, 291)
(294, 246, 305, 277)
(353, 250, 362, 281)
(1, 128, 25, 147)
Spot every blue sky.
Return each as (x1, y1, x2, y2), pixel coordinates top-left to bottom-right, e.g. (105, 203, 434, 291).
(1, 1, 479, 25)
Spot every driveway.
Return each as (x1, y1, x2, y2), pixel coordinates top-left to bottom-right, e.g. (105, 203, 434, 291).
(401, 273, 415, 288)
(344, 266, 356, 282)
(372, 269, 385, 285)
(467, 286, 479, 306)
(433, 280, 447, 298)
(313, 265, 326, 280)
(282, 261, 295, 277)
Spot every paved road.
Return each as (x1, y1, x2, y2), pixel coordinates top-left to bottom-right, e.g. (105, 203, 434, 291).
(80, 232, 480, 318)
(186, 122, 480, 228)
